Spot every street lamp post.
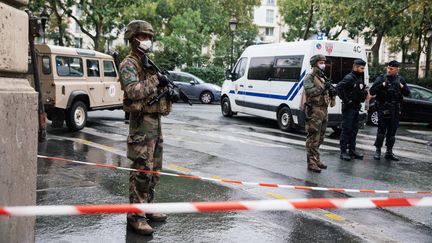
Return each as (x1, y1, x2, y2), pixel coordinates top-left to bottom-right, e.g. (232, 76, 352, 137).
(229, 16, 238, 70)
(40, 5, 50, 44)
(27, 8, 50, 142)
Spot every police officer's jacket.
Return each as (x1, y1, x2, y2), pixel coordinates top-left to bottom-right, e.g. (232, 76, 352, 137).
(369, 74, 410, 105)
(336, 71, 367, 109)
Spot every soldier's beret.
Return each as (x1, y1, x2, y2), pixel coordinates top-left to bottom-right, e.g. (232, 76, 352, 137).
(388, 60, 400, 67)
(353, 59, 366, 66)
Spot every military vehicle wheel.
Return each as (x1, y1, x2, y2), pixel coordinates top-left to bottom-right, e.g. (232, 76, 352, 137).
(200, 91, 213, 104)
(221, 96, 233, 117)
(277, 106, 294, 132)
(66, 101, 87, 131)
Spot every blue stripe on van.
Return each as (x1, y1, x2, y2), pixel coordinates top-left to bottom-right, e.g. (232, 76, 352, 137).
(289, 80, 304, 101)
(228, 70, 307, 100)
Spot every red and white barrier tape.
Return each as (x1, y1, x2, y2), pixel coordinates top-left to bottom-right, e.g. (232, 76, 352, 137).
(1, 197, 432, 217)
(37, 155, 432, 195)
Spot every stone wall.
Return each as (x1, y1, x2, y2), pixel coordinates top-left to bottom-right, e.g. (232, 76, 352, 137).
(0, 0, 38, 242)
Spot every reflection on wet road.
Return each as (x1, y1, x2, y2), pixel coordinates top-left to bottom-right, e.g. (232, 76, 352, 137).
(36, 104, 432, 242)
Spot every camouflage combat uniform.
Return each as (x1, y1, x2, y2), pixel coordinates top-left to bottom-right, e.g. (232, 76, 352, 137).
(120, 52, 171, 220)
(304, 71, 331, 169)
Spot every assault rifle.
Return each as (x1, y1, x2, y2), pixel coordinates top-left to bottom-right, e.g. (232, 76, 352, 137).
(111, 51, 192, 106)
(317, 68, 336, 98)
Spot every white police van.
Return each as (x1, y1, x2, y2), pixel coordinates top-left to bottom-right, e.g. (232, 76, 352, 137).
(221, 40, 369, 132)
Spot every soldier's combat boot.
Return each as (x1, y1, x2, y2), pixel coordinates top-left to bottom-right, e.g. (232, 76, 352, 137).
(349, 150, 364, 160)
(340, 151, 351, 161)
(385, 149, 399, 161)
(146, 213, 167, 222)
(308, 163, 321, 173)
(316, 162, 327, 169)
(374, 148, 381, 160)
(127, 216, 154, 235)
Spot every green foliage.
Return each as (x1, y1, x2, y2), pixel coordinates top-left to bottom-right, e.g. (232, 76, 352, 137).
(112, 44, 130, 61)
(183, 66, 225, 86)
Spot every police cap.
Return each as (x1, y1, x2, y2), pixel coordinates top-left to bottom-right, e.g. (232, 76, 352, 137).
(388, 60, 400, 68)
(353, 59, 366, 66)
(310, 54, 326, 66)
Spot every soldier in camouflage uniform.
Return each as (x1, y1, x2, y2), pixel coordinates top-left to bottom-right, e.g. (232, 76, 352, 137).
(304, 54, 335, 173)
(120, 20, 172, 235)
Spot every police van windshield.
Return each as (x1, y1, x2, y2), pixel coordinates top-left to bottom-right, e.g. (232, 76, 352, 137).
(324, 57, 357, 84)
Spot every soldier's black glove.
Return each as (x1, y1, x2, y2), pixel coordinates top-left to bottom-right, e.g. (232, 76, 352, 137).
(324, 81, 332, 90)
(329, 86, 337, 97)
(156, 72, 170, 88)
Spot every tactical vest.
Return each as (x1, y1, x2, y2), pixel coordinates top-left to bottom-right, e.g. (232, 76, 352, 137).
(378, 76, 403, 104)
(121, 54, 171, 115)
(305, 74, 334, 107)
(341, 73, 367, 103)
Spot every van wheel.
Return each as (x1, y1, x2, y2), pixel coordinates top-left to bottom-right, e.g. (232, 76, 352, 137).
(66, 101, 87, 131)
(221, 97, 233, 117)
(200, 91, 213, 104)
(277, 107, 294, 132)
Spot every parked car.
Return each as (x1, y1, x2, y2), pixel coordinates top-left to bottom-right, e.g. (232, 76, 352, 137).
(168, 71, 221, 104)
(367, 84, 432, 126)
(30, 44, 123, 131)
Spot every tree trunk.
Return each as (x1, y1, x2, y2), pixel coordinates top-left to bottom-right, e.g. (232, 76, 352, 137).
(371, 30, 384, 67)
(425, 37, 432, 78)
(303, 0, 314, 40)
(415, 32, 422, 79)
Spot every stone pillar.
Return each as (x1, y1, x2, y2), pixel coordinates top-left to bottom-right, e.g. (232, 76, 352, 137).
(0, 0, 38, 242)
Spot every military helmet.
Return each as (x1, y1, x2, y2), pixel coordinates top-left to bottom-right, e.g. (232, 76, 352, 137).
(125, 20, 154, 40)
(310, 54, 326, 66)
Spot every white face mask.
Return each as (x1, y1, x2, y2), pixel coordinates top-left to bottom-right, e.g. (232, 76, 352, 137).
(136, 39, 152, 52)
(318, 64, 326, 70)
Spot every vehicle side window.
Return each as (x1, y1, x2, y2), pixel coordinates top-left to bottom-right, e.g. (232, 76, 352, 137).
(411, 88, 432, 101)
(168, 73, 178, 81)
(56, 56, 83, 77)
(103, 61, 117, 77)
(273, 56, 303, 81)
(42, 56, 51, 74)
(86, 59, 100, 77)
(178, 74, 194, 83)
(248, 57, 274, 80)
(233, 57, 247, 79)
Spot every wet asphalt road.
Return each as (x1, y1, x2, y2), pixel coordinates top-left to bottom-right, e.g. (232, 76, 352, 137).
(36, 103, 432, 242)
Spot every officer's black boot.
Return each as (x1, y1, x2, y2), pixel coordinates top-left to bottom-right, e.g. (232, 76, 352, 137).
(385, 149, 399, 161)
(385, 136, 399, 161)
(340, 150, 351, 161)
(374, 134, 385, 160)
(374, 148, 381, 160)
(349, 150, 364, 160)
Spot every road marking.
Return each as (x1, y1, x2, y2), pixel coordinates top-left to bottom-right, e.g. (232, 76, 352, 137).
(407, 129, 432, 136)
(49, 135, 125, 156)
(81, 127, 126, 142)
(324, 213, 345, 221)
(210, 175, 224, 180)
(265, 192, 288, 199)
(167, 164, 192, 172)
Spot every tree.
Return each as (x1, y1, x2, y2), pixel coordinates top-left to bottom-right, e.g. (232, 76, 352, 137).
(28, 0, 74, 46)
(60, 0, 133, 52)
(278, 0, 317, 41)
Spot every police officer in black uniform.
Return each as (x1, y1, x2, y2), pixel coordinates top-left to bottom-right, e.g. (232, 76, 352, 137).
(369, 60, 410, 161)
(336, 59, 368, 161)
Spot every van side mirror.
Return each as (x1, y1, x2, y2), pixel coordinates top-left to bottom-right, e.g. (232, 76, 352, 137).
(225, 69, 236, 81)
